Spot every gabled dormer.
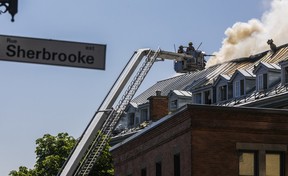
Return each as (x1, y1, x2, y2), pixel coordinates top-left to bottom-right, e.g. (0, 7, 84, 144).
(168, 90, 192, 112)
(279, 60, 288, 85)
(125, 102, 138, 128)
(230, 69, 256, 98)
(213, 74, 232, 102)
(253, 62, 281, 91)
(191, 84, 213, 105)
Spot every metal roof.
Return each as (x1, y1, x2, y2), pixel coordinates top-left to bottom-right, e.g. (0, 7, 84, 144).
(169, 90, 192, 97)
(131, 43, 288, 105)
(238, 69, 255, 78)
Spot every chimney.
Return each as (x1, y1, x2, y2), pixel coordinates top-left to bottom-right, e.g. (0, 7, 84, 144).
(267, 39, 277, 53)
(148, 91, 168, 122)
(156, 90, 161, 96)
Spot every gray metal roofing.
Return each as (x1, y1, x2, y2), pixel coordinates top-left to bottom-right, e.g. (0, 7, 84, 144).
(238, 69, 255, 78)
(170, 90, 192, 97)
(131, 44, 288, 105)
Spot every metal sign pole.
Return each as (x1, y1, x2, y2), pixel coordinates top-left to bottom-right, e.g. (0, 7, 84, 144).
(0, 0, 18, 22)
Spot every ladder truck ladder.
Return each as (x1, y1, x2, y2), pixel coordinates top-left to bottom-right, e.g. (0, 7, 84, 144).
(75, 48, 160, 175)
(58, 48, 160, 176)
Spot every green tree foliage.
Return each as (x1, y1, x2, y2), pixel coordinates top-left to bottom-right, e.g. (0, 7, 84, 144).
(34, 133, 76, 176)
(9, 132, 114, 176)
(9, 133, 76, 176)
(8, 166, 36, 176)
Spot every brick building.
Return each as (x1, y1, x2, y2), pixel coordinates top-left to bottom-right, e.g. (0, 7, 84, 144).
(111, 105, 288, 176)
(109, 42, 288, 175)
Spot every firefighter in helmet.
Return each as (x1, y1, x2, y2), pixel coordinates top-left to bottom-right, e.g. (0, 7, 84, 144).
(178, 45, 184, 53)
(186, 42, 195, 55)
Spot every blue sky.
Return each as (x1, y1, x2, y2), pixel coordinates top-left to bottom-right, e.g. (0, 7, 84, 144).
(0, 0, 270, 175)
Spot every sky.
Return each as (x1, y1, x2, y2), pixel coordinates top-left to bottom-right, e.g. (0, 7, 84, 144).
(0, 0, 281, 175)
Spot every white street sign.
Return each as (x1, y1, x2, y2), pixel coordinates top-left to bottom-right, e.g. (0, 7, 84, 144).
(0, 35, 106, 70)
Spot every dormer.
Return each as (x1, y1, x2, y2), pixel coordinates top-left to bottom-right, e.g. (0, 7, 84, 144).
(253, 62, 281, 91)
(191, 84, 213, 105)
(125, 102, 138, 128)
(213, 74, 232, 102)
(168, 90, 192, 112)
(230, 69, 256, 98)
(279, 60, 288, 85)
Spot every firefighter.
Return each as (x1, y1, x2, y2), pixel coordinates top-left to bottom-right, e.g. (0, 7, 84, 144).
(177, 45, 184, 53)
(186, 42, 195, 55)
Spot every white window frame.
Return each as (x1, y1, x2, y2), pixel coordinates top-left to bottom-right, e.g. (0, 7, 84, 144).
(258, 74, 263, 90)
(235, 81, 240, 97)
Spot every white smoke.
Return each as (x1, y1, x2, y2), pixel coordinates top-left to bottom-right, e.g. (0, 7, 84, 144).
(207, 0, 288, 67)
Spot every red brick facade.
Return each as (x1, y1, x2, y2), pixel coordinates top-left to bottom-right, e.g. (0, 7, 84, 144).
(111, 105, 288, 176)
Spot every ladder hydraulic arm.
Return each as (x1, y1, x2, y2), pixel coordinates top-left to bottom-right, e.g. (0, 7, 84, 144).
(58, 48, 191, 176)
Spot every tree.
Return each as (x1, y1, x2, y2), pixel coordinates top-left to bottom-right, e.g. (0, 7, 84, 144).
(34, 133, 76, 176)
(8, 166, 36, 176)
(9, 132, 114, 176)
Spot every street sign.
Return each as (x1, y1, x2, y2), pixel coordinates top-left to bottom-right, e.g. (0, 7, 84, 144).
(0, 35, 106, 70)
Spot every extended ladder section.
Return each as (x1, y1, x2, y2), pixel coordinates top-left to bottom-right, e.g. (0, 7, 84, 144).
(58, 48, 200, 176)
(58, 48, 160, 176)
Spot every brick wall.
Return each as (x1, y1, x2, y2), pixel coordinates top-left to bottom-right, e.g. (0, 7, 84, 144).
(111, 105, 288, 176)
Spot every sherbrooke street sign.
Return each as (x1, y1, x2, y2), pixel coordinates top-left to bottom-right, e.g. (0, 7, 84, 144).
(0, 35, 106, 70)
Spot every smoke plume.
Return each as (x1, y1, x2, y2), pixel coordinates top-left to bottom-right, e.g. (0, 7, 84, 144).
(206, 0, 288, 67)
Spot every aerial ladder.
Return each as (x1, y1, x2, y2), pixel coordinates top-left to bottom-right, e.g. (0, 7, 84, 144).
(58, 48, 205, 176)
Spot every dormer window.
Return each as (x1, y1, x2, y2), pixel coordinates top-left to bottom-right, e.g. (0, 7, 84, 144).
(170, 99, 178, 109)
(230, 69, 256, 99)
(204, 90, 212, 104)
(257, 74, 268, 91)
(279, 60, 288, 85)
(285, 67, 288, 84)
(219, 85, 227, 101)
(168, 90, 192, 112)
(214, 74, 231, 103)
(140, 108, 148, 122)
(234, 80, 244, 97)
(253, 62, 280, 91)
(194, 93, 202, 104)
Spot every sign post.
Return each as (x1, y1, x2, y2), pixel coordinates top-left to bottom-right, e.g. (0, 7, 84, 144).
(0, 0, 18, 22)
(0, 35, 106, 70)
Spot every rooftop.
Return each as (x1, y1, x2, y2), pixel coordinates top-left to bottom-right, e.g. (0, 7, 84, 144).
(131, 43, 288, 106)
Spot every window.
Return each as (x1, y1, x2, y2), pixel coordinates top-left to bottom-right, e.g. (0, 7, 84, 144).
(174, 154, 180, 176)
(266, 152, 284, 176)
(264, 74, 268, 89)
(170, 100, 178, 109)
(239, 151, 257, 176)
(235, 81, 240, 97)
(237, 143, 286, 176)
(141, 168, 147, 176)
(128, 113, 135, 127)
(218, 85, 227, 101)
(235, 80, 245, 97)
(240, 80, 245, 95)
(140, 109, 148, 122)
(204, 90, 211, 104)
(156, 162, 162, 176)
(194, 93, 202, 104)
(258, 74, 268, 90)
(258, 74, 263, 90)
(285, 67, 288, 84)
